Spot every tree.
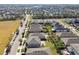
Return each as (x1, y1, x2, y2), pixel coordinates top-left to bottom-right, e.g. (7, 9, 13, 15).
(16, 29, 19, 35)
(55, 41, 65, 50)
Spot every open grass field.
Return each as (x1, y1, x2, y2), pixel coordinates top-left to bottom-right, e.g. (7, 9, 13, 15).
(0, 20, 20, 54)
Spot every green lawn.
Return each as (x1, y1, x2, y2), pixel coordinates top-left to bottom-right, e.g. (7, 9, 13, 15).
(43, 24, 58, 55)
(44, 41, 58, 55)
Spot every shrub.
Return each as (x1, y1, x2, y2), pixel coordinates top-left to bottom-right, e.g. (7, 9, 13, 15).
(21, 48, 25, 52)
(17, 49, 20, 52)
(19, 39, 22, 42)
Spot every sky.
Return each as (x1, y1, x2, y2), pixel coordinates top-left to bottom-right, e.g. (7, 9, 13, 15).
(0, 0, 79, 4)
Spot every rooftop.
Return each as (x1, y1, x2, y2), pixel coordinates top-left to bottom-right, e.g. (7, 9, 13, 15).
(61, 38, 79, 45)
(28, 33, 46, 40)
(60, 32, 78, 38)
(26, 48, 52, 55)
(70, 44, 79, 54)
(29, 24, 42, 33)
(27, 36, 41, 44)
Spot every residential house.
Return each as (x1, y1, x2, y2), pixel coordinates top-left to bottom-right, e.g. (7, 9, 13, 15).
(29, 24, 42, 33)
(27, 36, 41, 48)
(28, 33, 46, 41)
(26, 48, 52, 55)
(71, 18, 79, 28)
(52, 22, 70, 32)
(67, 44, 79, 55)
(59, 32, 79, 46)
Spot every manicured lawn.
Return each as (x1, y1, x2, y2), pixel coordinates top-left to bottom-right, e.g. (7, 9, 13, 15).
(0, 20, 20, 54)
(44, 41, 58, 55)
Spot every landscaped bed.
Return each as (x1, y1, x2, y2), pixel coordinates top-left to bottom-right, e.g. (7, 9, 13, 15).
(43, 23, 65, 55)
(44, 40, 58, 55)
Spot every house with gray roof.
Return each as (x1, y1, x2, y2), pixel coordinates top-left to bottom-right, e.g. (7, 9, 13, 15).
(59, 32, 79, 46)
(67, 44, 79, 55)
(28, 33, 46, 41)
(62, 38, 79, 46)
(60, 32, 78, 38)
(29, 24, 42, 33)
(59, 32, 79, 55)
(27, 36, 41, 48)
(26, 48, 52, 55)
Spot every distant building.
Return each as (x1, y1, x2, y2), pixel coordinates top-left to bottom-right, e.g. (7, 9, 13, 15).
(32, 19, 54, 24)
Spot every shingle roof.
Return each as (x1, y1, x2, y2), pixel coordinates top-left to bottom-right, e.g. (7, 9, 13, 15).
(27, 36, 41, 44)
(26, 48, 52, 55)
(30, 33, 45, 39)
(60, 32, 78, 38)
(29, 24, 42, 32)
(26, 50, 49, 55)
(74, 23, 79, 26)
(70, 44, 79, 54)
(67, 39, 79, 45)
(32, 19, 55, 24)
